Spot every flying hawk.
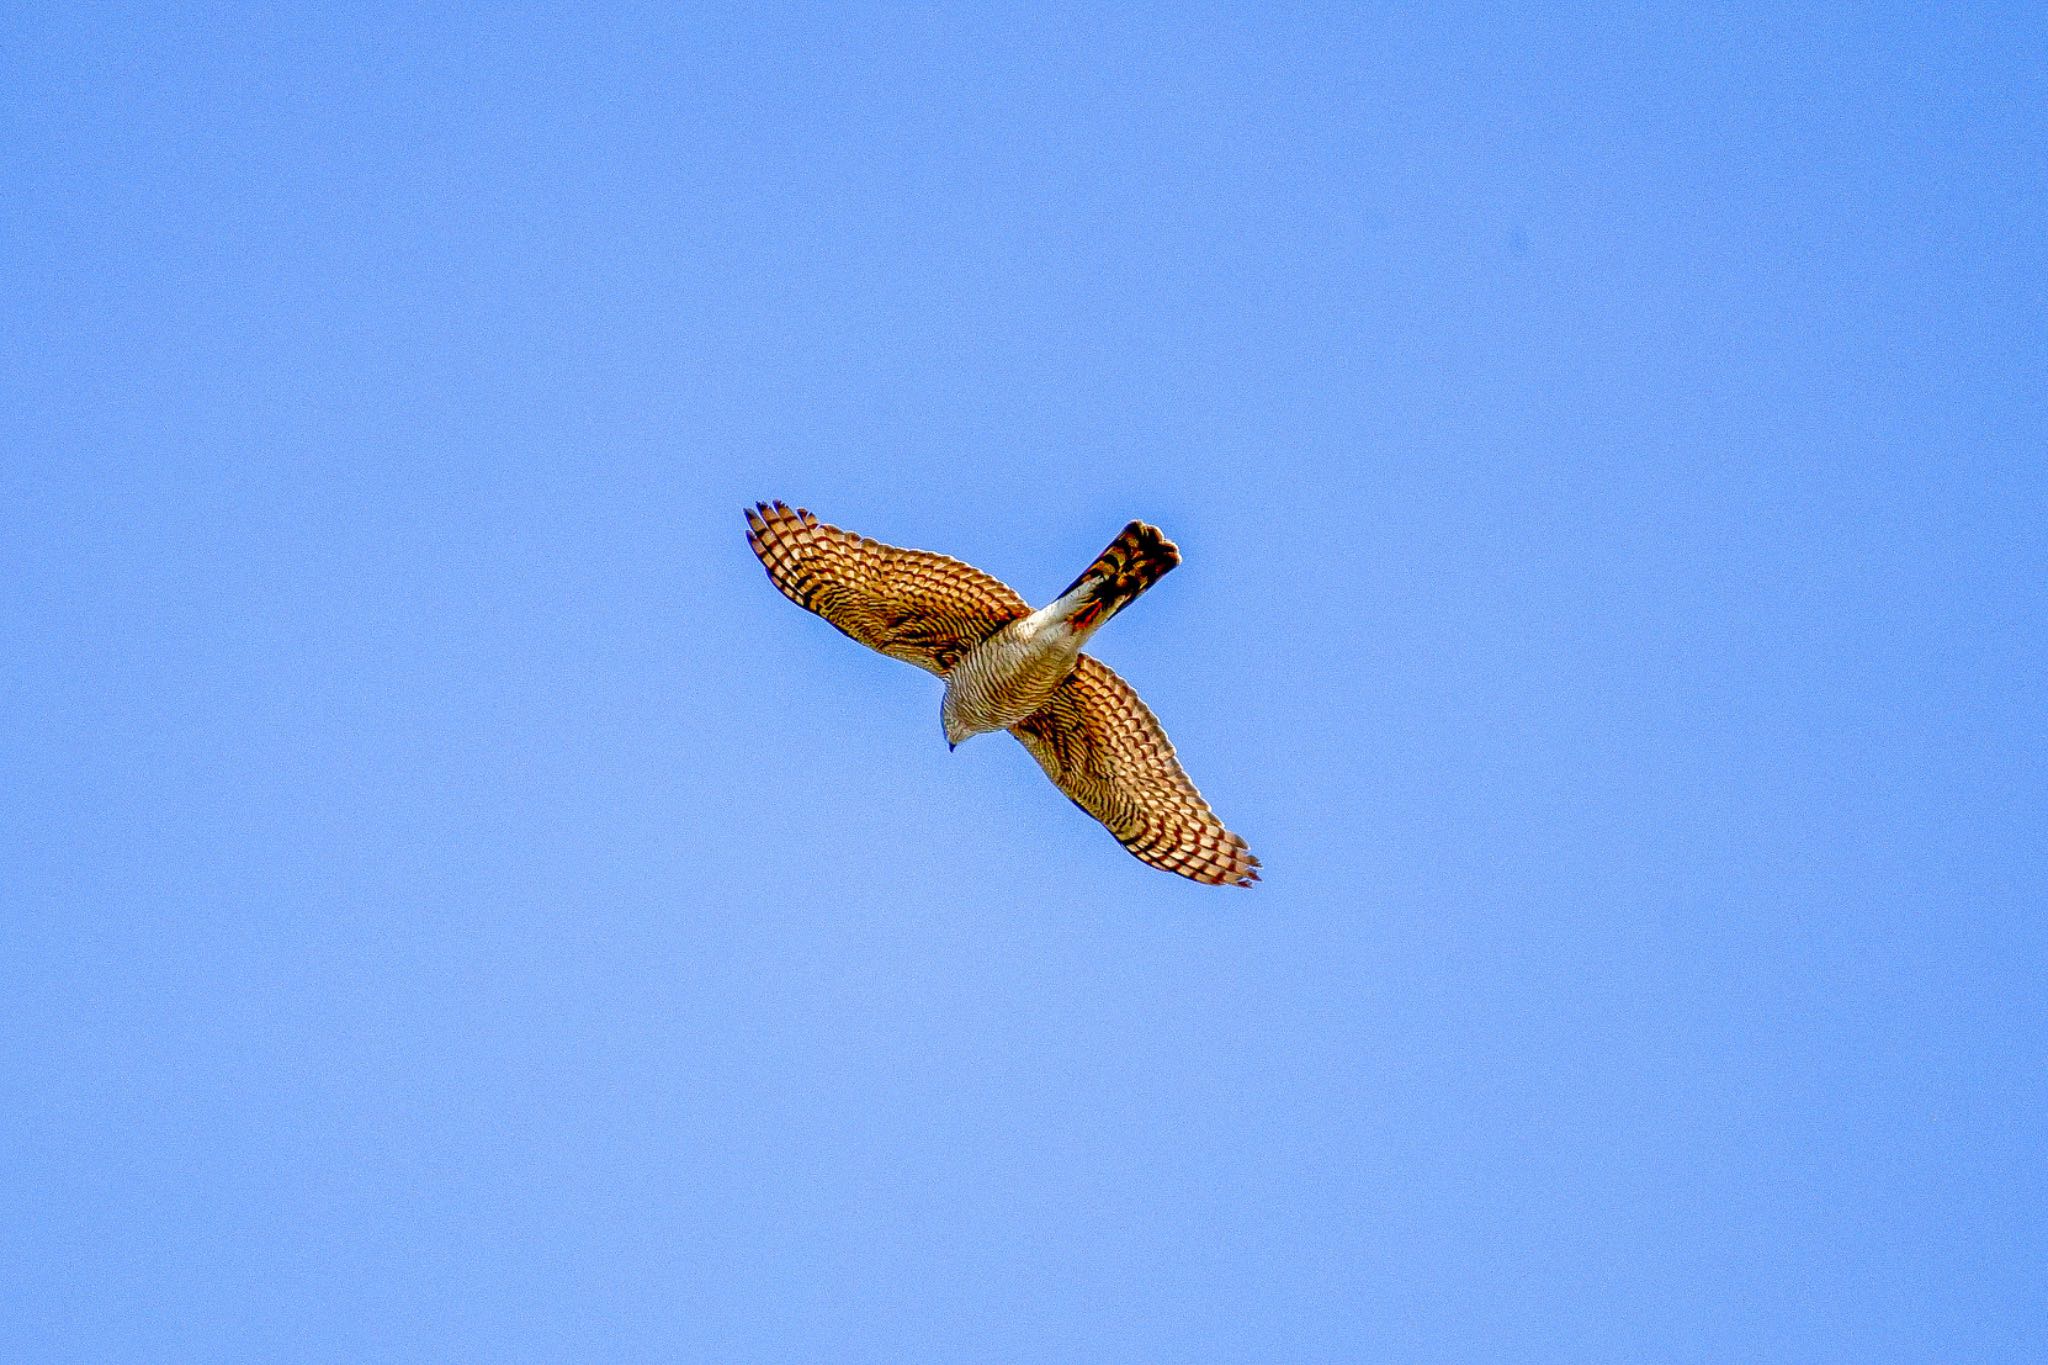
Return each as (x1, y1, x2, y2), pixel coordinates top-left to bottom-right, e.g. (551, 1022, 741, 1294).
(744, 502, 1259, 887)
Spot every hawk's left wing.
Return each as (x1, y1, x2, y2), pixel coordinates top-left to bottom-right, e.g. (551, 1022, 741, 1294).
(1013, 654, 1260, 887)
(745, 502, 1028, 674)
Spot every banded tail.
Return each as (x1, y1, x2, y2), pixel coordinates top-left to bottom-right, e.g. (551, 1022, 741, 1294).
(1059, 520, 1181, 632)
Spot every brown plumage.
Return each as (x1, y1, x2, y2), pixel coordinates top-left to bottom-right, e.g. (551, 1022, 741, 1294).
(743, 502, 1027, 674)
(1012, 656, 1260, 887)
(744, 501, 1259, 887)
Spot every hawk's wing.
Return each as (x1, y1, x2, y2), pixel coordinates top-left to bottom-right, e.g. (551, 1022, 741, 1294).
(745, 502, 1028, 675)
(1013, 654, 1260, 887)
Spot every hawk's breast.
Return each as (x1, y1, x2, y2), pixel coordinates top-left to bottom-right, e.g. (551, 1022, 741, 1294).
(942, 616, 1083, 742)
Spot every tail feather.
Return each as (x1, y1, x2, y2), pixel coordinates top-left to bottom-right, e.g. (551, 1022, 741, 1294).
(1061, 521, 1181, 630)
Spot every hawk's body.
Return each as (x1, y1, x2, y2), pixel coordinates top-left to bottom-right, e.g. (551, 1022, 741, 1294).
(941, 607, 1089, 745)
(744, 502, 1258, 887)
(940, 520, 1181, 745)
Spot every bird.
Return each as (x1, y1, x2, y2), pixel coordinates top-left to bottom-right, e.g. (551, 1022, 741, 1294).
(743, 501, 1259, 887)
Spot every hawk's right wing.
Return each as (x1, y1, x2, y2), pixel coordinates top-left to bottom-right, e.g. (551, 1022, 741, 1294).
(745, 502, 1028, 675)
(1014, 654, 1260, 887)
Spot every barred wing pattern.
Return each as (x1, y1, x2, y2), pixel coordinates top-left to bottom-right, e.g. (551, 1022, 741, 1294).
(1014, 654, 1261, 887)
(745, 502, 1029, 674)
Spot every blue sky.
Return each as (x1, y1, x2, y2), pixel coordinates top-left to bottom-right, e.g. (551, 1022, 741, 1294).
(5, 4, 2044, 1359)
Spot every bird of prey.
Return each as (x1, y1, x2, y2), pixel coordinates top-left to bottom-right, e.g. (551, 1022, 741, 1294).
(744, 502, 1259, 886)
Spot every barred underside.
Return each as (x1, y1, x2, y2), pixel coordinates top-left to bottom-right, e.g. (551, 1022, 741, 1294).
(1013, 655, 1260, 888)
(944, 624, 1081, 739)
(744, 501, 1027, 674)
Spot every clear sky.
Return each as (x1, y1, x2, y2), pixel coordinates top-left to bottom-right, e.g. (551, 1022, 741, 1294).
(5, 4, 2044, 1360)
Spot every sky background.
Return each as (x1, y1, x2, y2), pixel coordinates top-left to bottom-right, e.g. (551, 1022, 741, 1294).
(5, 4, 2045, 1360)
